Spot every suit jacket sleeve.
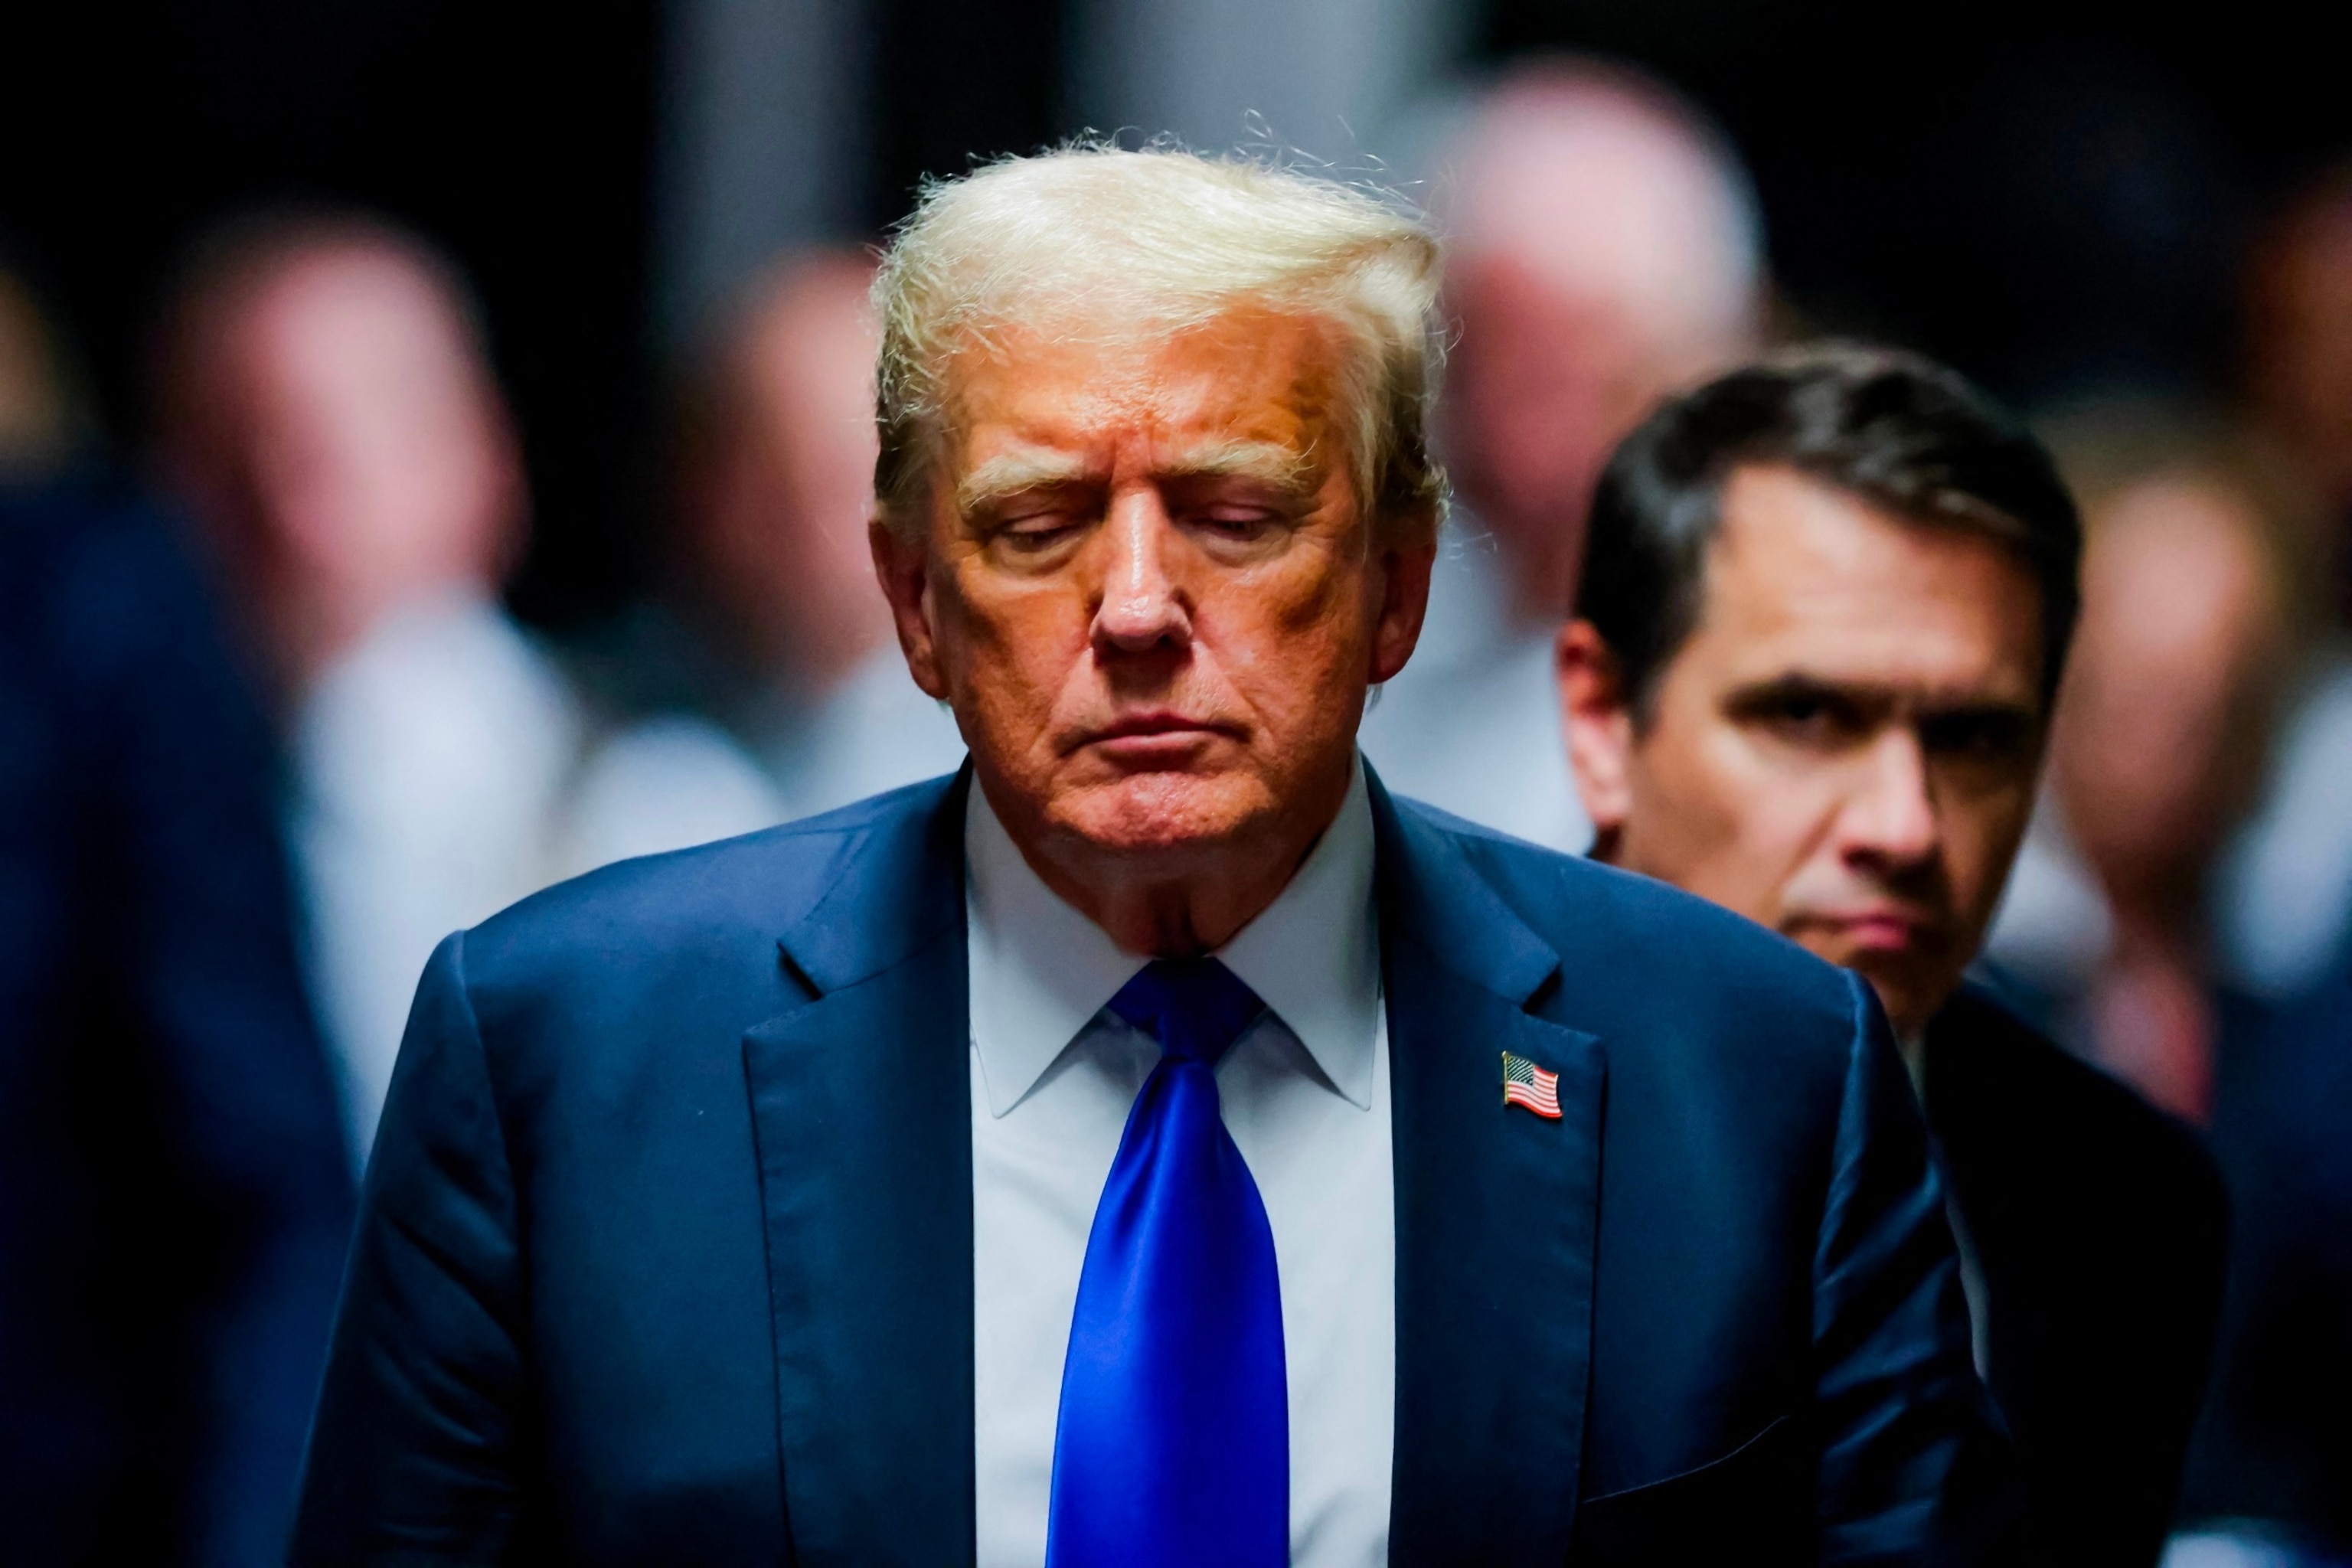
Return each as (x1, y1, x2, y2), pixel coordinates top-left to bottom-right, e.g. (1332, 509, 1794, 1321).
(292, 930, 532, 1564)
(1813, 971, 2022, 1566)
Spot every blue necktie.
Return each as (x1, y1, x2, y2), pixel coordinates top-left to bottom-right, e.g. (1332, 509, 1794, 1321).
(1045, 957, 1289, 1568)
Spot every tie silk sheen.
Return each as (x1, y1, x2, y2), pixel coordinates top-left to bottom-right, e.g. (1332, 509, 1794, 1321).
(1044, 957, 1289, 1568)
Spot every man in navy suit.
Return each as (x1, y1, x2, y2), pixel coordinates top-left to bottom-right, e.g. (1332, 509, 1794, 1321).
(294, 149, 2015, 1564)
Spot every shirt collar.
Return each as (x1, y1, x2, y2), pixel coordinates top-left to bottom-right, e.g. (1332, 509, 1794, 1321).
(964, 758, 1380, 1117)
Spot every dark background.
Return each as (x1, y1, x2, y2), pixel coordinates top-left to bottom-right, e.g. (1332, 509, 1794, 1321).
(3, 0, 2341, 626)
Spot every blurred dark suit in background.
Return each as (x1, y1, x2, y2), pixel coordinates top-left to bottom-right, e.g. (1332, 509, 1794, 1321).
(2177, 969, 2352, 1559)
(0, 475, 354, 1565)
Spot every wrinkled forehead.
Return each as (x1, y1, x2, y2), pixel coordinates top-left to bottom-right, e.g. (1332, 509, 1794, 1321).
(935, 305, 1354, 472)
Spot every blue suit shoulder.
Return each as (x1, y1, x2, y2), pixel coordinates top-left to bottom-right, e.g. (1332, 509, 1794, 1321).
(447, 776, 959, 1036)
(1397, 796, 1867, 1047)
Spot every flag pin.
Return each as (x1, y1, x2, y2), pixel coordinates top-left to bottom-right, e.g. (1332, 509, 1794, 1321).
(1501, 1050, 1563, 1119)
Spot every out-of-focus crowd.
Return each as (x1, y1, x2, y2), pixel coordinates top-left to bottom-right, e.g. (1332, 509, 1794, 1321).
(3, 55, 2349, 1568)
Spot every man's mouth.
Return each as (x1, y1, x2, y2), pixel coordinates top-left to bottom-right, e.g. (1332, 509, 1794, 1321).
(1076, 711, 1244, 759)
(1808, 908, 1945, 956)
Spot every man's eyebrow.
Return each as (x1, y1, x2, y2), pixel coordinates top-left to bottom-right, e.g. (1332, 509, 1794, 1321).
(1157, 439, 1316, 494)
(1723, 672, 1878, 709)
(1726, 671, 2039, 717)
(955, 452, 1094, 516)
(956, 439, 1318, 518)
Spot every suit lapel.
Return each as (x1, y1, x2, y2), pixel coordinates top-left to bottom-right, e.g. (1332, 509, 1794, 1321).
(1375, 779, 1606, 1566)
(743, 773, 975, 1566)
(738, 767, 1606, 1564)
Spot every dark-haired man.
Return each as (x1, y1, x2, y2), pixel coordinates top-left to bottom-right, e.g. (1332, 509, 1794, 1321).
(1559, 345, 2227, 1566)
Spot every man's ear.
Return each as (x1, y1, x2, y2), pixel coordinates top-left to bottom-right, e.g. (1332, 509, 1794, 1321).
(870, 514, 949, 701)
(1368, 509, 1438, 686)
(1557, 619, 1635, 860)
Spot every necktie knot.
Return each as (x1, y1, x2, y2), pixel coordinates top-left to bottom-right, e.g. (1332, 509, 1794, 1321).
(1106, 956, 1266, 1068)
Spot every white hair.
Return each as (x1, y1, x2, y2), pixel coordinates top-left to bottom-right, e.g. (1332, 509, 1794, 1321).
(871, 143, 1445, 537)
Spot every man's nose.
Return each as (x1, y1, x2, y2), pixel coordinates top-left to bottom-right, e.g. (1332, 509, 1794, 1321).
(1090, 488, 1192, 655)
(1841, 729, 1941, 867)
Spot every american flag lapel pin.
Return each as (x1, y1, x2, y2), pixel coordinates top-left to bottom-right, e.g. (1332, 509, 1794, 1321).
(1501, 1050, 1563, 1119)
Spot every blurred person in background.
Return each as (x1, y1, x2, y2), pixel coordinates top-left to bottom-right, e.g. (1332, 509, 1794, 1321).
(1978, 397, 2352, 1568)
(2170, 927, 2352, 1566)
(2149, 159, 2352, 1568)
(1357, 58, 1765, 851)
(1982, 410, 2312, 1123)
(0, 261, 80, 477)
(152, 212, 586, 1159)
(2242, 164, 2352, 592)
(2, 271, 353, 1563)
(560, 250, 962, 869)
(2204, 168, 2352, 1002)
(1560, 346, 2226, 1567)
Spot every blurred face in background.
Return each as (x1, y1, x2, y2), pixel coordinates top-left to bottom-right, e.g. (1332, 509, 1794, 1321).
(0, 270, 72, 474)
(1439, 67, 1762, 622)
(681, 254, 887, 689)
(2051, 475, 2286, 918)
(873, 309, 1433, 952)
(2246, 173, 2352, 520)
(162, 237, 524, 688)
(1563, 466, 2048, 1037)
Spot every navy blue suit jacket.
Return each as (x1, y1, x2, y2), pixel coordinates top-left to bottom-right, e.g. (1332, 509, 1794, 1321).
(294, 769, 2016, 1564)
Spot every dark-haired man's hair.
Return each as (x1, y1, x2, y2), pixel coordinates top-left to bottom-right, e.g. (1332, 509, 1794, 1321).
(1577, 342, 2081, 720)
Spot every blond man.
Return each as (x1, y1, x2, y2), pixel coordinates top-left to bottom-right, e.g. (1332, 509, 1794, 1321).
(294, 149, 2014, 1566)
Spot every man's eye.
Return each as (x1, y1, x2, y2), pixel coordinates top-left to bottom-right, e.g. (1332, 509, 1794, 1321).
(1191, 508, 1276, 538)
(1756, 693, 1866, 746)
(998, 511, 1084, 549)
(1920, 712, 2033, 760)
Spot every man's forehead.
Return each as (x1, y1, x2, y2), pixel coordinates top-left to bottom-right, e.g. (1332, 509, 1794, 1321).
(946, 312, 1341, 452)
(1689, 466, 2046, 701)
(954, 438, 1313, 516)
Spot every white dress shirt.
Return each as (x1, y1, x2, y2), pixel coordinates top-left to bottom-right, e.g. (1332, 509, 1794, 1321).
(967, 760, 1394, 1567)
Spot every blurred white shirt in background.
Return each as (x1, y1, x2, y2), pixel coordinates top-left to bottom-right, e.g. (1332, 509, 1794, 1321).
(559, 642, 967, 881)
(290, 591, 583, 1158)
(2213, 649, 2352, 997)
(1357, 526, 1592, 854)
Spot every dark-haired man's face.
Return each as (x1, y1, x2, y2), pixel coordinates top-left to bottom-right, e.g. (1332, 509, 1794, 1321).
(1559, 465, 2048, 1037)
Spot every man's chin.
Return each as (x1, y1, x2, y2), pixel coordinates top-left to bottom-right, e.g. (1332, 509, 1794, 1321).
(1783, 929, 1953, 1040)
(1046, 768, 1275, 861)
(1841, 953, 1954, 1041)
